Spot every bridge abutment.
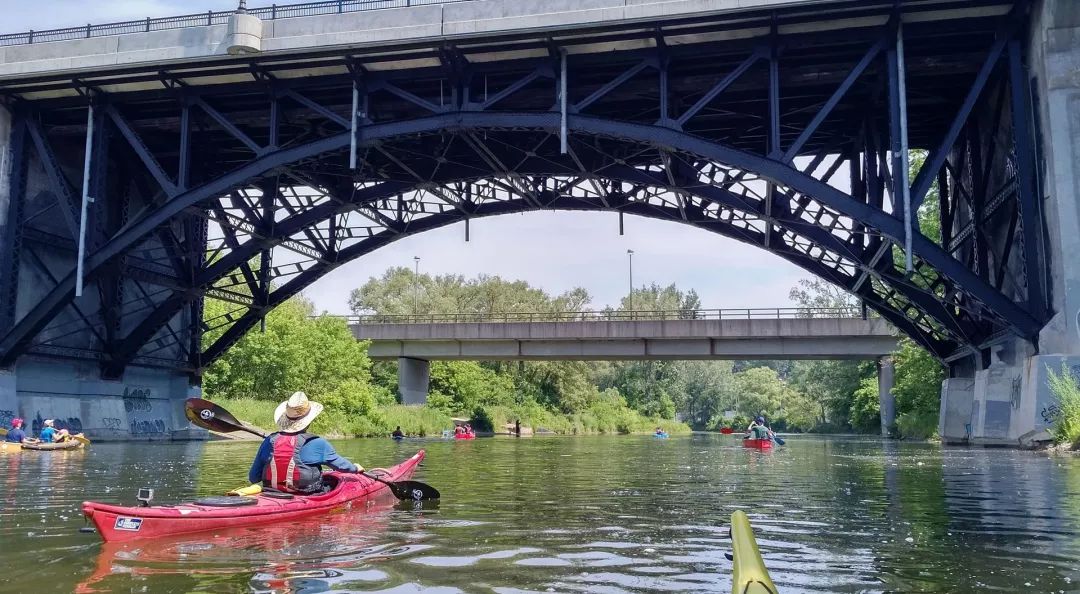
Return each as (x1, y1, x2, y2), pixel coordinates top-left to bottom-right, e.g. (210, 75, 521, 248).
(398, 357, 430, 406)
(0, 356, 205, 441)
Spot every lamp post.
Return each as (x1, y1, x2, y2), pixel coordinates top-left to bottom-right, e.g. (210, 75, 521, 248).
(413, 256, 421, 318)
(626, 249, 634, 318)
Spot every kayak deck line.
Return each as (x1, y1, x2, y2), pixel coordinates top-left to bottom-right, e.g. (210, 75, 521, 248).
(730, 510, 778, 594)
(82, 450, 425, 542)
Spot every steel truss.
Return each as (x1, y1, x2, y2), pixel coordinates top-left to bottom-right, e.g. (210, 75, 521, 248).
(0, 0, 1045, 378)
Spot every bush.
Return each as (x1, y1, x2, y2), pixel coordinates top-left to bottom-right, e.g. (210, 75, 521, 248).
(896, 410, 938, 440)
(1047, 365, 1080, 447)
(380, 405, 453, 437)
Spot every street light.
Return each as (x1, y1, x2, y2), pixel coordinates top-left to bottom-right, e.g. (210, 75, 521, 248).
(413, 256, 421, 317)
(627, 249, 634, 318)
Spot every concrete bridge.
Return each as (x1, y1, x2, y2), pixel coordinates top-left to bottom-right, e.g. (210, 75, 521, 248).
(352, 309, 897, 361)
(0, 0, 1078, 445)
(350, 307, 900, 417)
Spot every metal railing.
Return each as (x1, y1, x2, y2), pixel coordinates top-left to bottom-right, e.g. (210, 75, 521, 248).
(341, 307, 867, 324)
(0, 0, 464, 47)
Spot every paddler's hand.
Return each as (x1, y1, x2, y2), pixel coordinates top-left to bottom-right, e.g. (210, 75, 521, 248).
(354, 466, 365, 473)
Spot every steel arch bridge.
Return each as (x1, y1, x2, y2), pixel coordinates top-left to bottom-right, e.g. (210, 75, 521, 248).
(0, 0, 1047, 380)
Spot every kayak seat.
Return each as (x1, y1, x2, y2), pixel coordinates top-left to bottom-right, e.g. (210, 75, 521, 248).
(194, 496, 259, 507)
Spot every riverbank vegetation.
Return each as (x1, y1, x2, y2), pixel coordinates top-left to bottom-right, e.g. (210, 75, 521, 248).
(1047, 366, 1080, 448)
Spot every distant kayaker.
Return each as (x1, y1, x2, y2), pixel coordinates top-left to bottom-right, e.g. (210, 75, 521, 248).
(746, 416, 772, 440)
(4, 418, 28, 443)
(247, 392, 364, 494)
(392, 426, 404, 439)
(39, 419, 58, 442)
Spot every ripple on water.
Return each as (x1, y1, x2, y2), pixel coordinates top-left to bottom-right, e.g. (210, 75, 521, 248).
(2, 436, 1080, 593)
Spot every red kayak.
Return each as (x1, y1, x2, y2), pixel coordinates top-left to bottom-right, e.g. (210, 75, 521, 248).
(742, 438, 773, 450)
(454, 432, 475, 440)
(82, 451, 424, 543)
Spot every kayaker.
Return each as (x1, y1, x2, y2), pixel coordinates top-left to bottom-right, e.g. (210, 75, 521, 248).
(746, 416, 772, 440)
(247, 392, 364, 494)
(4, 418, 28, 443)
(392, 426, 404, 439)
(39, 419, 58, 442)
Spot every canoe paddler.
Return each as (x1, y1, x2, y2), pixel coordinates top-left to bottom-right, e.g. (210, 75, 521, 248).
(247, 391, 364, 494)
(746, 416, 773, 440)
(4, 418, 28, 443)
(39, 419, 58, 443)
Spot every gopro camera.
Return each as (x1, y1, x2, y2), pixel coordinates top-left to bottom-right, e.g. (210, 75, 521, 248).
(136, 487, 154, 507)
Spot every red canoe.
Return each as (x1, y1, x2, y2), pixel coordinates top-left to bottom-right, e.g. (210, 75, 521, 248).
(454, 433, 475, 440)
(82, 450, 425, 543)
(720, 427, 734, 435)
(742, 438, 773, 450)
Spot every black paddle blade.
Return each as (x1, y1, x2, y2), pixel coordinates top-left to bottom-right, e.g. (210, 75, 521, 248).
(185, 398, 260, 435)
(386, 480, 440, 501)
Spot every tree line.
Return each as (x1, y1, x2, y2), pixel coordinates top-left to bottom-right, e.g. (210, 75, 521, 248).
(202, 266, 942, 438)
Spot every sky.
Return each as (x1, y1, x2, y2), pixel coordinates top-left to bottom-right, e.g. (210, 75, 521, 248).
(0, 0, 811, 314)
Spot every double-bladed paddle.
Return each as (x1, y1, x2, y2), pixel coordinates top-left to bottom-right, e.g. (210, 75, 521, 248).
(184, 398, 440, 501)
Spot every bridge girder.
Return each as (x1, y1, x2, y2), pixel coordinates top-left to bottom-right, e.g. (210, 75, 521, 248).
(0, 0, 1045, 377)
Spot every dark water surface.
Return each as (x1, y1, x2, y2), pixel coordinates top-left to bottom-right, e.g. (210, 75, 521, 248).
(1, 434, 1079, 593)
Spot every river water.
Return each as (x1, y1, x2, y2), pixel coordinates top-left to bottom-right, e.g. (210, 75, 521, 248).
(0, 434, 1078, 593)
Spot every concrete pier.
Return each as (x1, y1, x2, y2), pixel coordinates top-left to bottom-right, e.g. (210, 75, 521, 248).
(398, 357, 430, 406)
(878, 356, 896, 437)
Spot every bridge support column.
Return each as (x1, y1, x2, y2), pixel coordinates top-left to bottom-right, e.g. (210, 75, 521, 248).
(398, 357, 430, 405)
(0, 357, 205, 441)
(877, 356, 895, 437)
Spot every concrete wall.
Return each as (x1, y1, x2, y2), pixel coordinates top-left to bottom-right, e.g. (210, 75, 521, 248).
(0, 105, 10, 226)
(1032, 0, 1080, 356)
(0, 0, 848, 80)
(0, 356, 205, 441)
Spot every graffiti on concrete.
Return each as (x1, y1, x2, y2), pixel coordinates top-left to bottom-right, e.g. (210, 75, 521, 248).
(130, 419, 167, 435)
(32, 413, 83, 435)
(123, 386, 154, 399)
(123, 387, 154, 413)
(124, 398, 153, 413)
(123, 387, 169, 435)
(101, 417, 123, 430)
(0, 409, 15, 427)
(1041, 403, 1062, 424)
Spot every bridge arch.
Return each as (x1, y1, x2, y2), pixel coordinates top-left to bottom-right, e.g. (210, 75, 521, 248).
(0, 113, 1038, 375)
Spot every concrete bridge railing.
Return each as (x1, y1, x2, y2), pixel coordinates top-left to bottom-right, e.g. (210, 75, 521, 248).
(343, 307, 867, 325)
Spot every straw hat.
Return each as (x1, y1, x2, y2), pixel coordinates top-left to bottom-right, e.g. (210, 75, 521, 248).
(274, 391, 323, 433)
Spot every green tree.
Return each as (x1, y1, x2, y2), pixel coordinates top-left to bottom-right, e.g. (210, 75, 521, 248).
(202, 296, 385, 412)
(892, 338, 944, 438)
(734, 367, 787, 420)
(615, 282, 701, 316)
(349, 267, 591, 317)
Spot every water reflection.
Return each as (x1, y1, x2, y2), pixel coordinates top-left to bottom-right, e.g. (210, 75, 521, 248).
(0, 436, 1078, 593)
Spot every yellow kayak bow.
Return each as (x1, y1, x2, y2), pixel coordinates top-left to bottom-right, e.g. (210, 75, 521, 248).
(731, 510, 778, 594)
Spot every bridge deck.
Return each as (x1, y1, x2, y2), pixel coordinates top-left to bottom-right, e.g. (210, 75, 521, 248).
(352, 316, 898, 360)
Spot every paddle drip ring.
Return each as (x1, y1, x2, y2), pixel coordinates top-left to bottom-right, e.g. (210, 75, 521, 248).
(200, 410, 214, 420)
